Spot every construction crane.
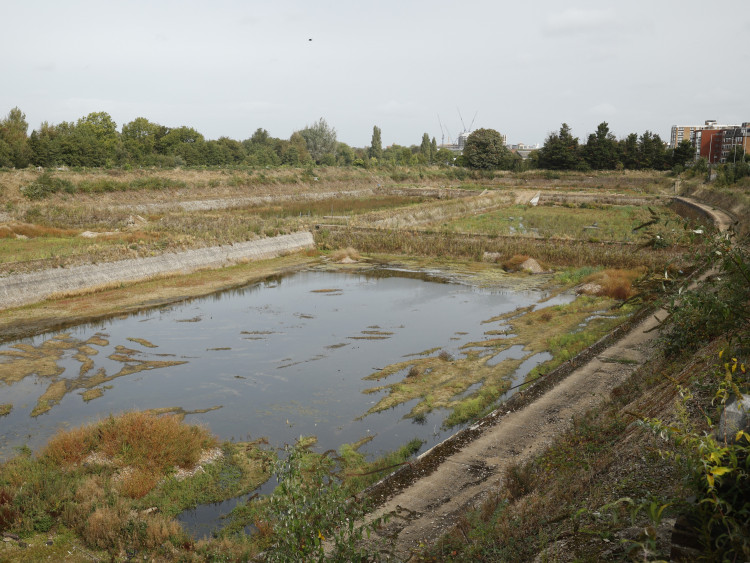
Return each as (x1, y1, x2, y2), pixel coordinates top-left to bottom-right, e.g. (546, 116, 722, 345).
(437, 114, 453, 146)
(456, 108, 478, 149)
(456, 108, 478, 135)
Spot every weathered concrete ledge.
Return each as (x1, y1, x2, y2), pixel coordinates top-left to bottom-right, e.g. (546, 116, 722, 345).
(671, 196, 739, 228)
(362, 302, 656, 507)
(0, 231, 315, 311)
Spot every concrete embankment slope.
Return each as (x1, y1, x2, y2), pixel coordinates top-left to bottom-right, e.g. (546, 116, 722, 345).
(0, 231, 315, 311)
(358, 197, 736, 560)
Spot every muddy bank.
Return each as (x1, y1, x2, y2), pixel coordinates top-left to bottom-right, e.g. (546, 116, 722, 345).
(0, 232, 314, 311)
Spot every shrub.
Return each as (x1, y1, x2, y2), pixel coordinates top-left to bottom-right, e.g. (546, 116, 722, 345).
(0, 488, 17, 532)
(638, 354, 749, 560)
(77, 178, 127, 193)
(20, 172, 74, 199)
(439, 350, 453, 362)
(260, 445, 387, 561)
(130, 177, 186, 190)
(660, 232, 749, 357)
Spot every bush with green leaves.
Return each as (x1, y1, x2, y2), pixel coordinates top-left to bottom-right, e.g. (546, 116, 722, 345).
(638, 353, 749, 561)
(660, 230, 750, 357)
(649, 225, 750, 559)
(260, 444, 387, 562)
(21, 172, 75, 199)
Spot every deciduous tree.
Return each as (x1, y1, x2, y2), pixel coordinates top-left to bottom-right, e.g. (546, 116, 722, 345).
(463, 128, 512, 169)
(121, 117, 163, 163)
(420, 133, 431, 161)
(369, 125, 382, 161)
(298, 118, 337, 164)
(0, 107, 32, 168)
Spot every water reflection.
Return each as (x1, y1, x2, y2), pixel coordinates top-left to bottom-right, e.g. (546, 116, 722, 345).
(0, 269, 570, 463)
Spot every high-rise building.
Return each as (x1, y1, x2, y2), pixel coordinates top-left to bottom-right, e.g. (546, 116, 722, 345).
(692, 123, 750, 163)
(669, 120, 737, 148)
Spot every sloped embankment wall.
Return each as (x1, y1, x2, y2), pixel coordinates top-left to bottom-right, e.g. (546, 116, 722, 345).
(0, 231, 315, 311)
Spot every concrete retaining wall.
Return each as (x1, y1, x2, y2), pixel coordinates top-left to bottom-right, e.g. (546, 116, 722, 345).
(0, 232, 315, 311)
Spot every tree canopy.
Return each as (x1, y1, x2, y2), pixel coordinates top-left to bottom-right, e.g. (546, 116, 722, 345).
(538, 123, 581, 170)
(298, 118, 337, 164)
(0, 105, 707, 172)
(368, 126, 382, 161)
(463, 128, 512, 169)
(0, 107, 32, 168)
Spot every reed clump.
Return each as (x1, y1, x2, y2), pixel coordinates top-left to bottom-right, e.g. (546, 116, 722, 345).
(580, 268, 646, 300)
(330, 246, 361, 262)
(44, 410, 216, 483)
(318, 228, 689, 271)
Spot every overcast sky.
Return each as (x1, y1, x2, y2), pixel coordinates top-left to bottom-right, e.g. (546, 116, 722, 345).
(3, 0, 749, 148)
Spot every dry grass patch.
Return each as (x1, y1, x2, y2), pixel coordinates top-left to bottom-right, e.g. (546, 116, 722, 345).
(330, 246, 361, 262)
(579, 268, 646, 300)
(44, 411, 217, 495)
(0, 222, 78, 239)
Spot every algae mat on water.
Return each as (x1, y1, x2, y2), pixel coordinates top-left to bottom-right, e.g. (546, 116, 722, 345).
(362, 293, 632, 427)
(0, 332, 187, 417)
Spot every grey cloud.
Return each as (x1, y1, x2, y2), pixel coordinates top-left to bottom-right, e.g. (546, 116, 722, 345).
(543, 8, 618, 35)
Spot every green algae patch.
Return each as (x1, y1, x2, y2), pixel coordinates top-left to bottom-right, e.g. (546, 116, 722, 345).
(361, 293, 634, 428)
(127, 337, 158, 348)
(0, 331, 189, 417)
(80, 387, 105, 402)
(362, 350, 525, 423)
(0, 403, 11, 416)
(143, 405, 223, 421)
(139, 440, 275, 519)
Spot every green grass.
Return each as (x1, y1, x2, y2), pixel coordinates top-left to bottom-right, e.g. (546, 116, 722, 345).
(440, 204, 690, 243)
(0, 236, 127, 266)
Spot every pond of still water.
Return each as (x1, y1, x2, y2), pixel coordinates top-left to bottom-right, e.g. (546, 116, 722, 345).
(0, 268, 571, 532)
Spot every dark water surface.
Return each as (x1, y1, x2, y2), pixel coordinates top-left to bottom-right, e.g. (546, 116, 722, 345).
(0, 268, 571, 534)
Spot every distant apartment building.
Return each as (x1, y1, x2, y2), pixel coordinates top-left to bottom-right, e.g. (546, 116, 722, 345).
(670, 119, 749, 163)
(508, 142, 540, 160)
(669, 120, 737, 148)
(692, 123, 750, 163)
(717, 124, 750, 162)
(509, 142, 540, 151)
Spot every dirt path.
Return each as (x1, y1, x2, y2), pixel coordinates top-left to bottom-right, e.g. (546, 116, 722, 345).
(360, 197, 734, 561)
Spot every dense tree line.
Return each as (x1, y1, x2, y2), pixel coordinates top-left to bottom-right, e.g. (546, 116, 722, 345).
(532, 122, 696, 172)
(0, 108, 353, 169)
(0, 107, 743, 174)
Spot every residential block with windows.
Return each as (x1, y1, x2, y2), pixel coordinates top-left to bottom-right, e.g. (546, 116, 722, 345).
(669, 119, 749, 163)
